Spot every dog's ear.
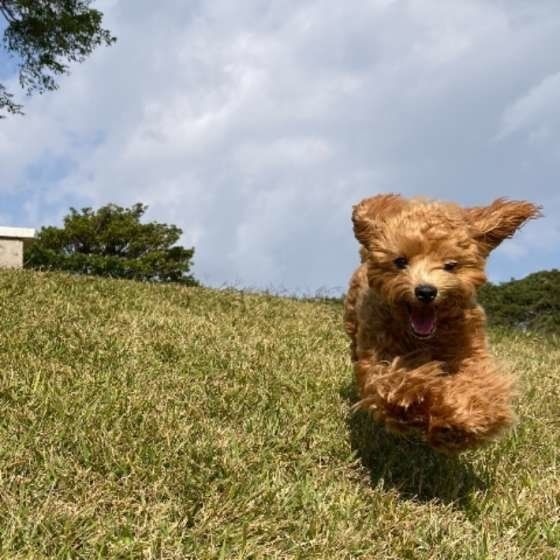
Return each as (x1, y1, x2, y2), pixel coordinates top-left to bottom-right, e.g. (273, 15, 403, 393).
(352, 193, 407, 248)
(465, 198, 542, 256)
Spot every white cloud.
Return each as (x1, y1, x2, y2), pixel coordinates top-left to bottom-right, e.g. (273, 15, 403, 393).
(498, 71, 560, 139)
(1, 0, 559, 290)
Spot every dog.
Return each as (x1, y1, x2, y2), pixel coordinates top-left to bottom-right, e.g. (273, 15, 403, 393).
(344, 194, 541, 452)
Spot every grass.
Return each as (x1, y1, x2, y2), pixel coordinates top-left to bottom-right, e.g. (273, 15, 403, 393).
(0, 270, 558, 559)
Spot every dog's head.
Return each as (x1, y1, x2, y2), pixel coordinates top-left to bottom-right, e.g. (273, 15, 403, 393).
(352, 194, 541, 339)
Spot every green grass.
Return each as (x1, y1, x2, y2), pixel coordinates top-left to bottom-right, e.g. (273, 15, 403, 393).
(0, 270, 558, 559)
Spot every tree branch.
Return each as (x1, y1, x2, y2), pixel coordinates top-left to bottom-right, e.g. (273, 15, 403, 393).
(0, 0, 18, 24)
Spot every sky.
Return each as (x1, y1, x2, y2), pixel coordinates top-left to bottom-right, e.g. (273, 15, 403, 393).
(1, 0, 559, 294)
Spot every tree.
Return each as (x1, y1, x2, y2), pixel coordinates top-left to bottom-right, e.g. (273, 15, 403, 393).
(25, 203, 199, 286)
(478, 269, 560, 333)
(0, 0, 115, 117)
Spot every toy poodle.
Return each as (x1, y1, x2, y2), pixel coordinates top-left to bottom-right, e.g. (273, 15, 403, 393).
(344, 194, 541, 452)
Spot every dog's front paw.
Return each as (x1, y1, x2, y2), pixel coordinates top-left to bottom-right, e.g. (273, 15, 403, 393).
(376, 359, 444, 407)
(425, 364, 516, 452)
(358, 359, 445, 434)
(426, 425, 477, 453)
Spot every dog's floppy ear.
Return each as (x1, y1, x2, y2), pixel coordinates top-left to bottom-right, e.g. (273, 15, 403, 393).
(352, 193, 407, 248)
(465, 198, 542, 256)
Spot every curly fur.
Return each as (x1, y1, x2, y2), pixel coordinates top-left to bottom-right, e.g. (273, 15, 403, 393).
(344, 194, 541, 453)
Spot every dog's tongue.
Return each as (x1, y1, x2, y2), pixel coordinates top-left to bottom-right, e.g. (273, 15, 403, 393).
(410, 306, 436, 336)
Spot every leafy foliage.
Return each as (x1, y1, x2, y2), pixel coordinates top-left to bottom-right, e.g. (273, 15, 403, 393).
(479, 269, 560, 333)
(0, 0, 115, 117)
(25, 203, 198, 285)
(0, 82, 21, 115)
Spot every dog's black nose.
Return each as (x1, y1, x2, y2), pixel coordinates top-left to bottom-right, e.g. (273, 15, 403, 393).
(415, 284, 438, 303)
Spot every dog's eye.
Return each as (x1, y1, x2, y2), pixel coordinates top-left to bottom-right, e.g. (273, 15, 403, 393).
(394, 256, 408, 270)
(444, 261, 458, 272)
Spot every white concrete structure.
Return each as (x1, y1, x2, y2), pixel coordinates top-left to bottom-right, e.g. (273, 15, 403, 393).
(0, 227, 36, 269)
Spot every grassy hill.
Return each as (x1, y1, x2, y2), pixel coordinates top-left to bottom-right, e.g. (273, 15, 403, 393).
(0, 270, 558, 559)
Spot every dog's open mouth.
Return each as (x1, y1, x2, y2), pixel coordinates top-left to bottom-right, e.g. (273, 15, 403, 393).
(408, 305, 437, 339)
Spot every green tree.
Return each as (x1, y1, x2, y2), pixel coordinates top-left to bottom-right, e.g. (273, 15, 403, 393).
(478, 269, 560, 333)
(25, 203, 199, 286)
(0, 0, 115, 117)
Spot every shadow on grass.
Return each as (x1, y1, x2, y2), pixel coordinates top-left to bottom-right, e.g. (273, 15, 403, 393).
(341, 382, 491, 508)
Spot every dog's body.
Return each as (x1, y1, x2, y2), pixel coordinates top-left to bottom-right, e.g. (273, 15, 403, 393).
(344, 195, 540, 452)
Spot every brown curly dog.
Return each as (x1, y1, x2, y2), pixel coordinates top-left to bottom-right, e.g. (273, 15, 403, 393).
(344, 194, 541, 452)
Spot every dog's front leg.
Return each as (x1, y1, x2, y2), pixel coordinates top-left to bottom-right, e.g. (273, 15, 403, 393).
(355, 354, 516, 452)
(424, 358, 516, 451)
(354, 354, 445, 437)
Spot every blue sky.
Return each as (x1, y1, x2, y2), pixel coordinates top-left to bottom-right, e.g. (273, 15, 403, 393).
(1, 0, 559, 292)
